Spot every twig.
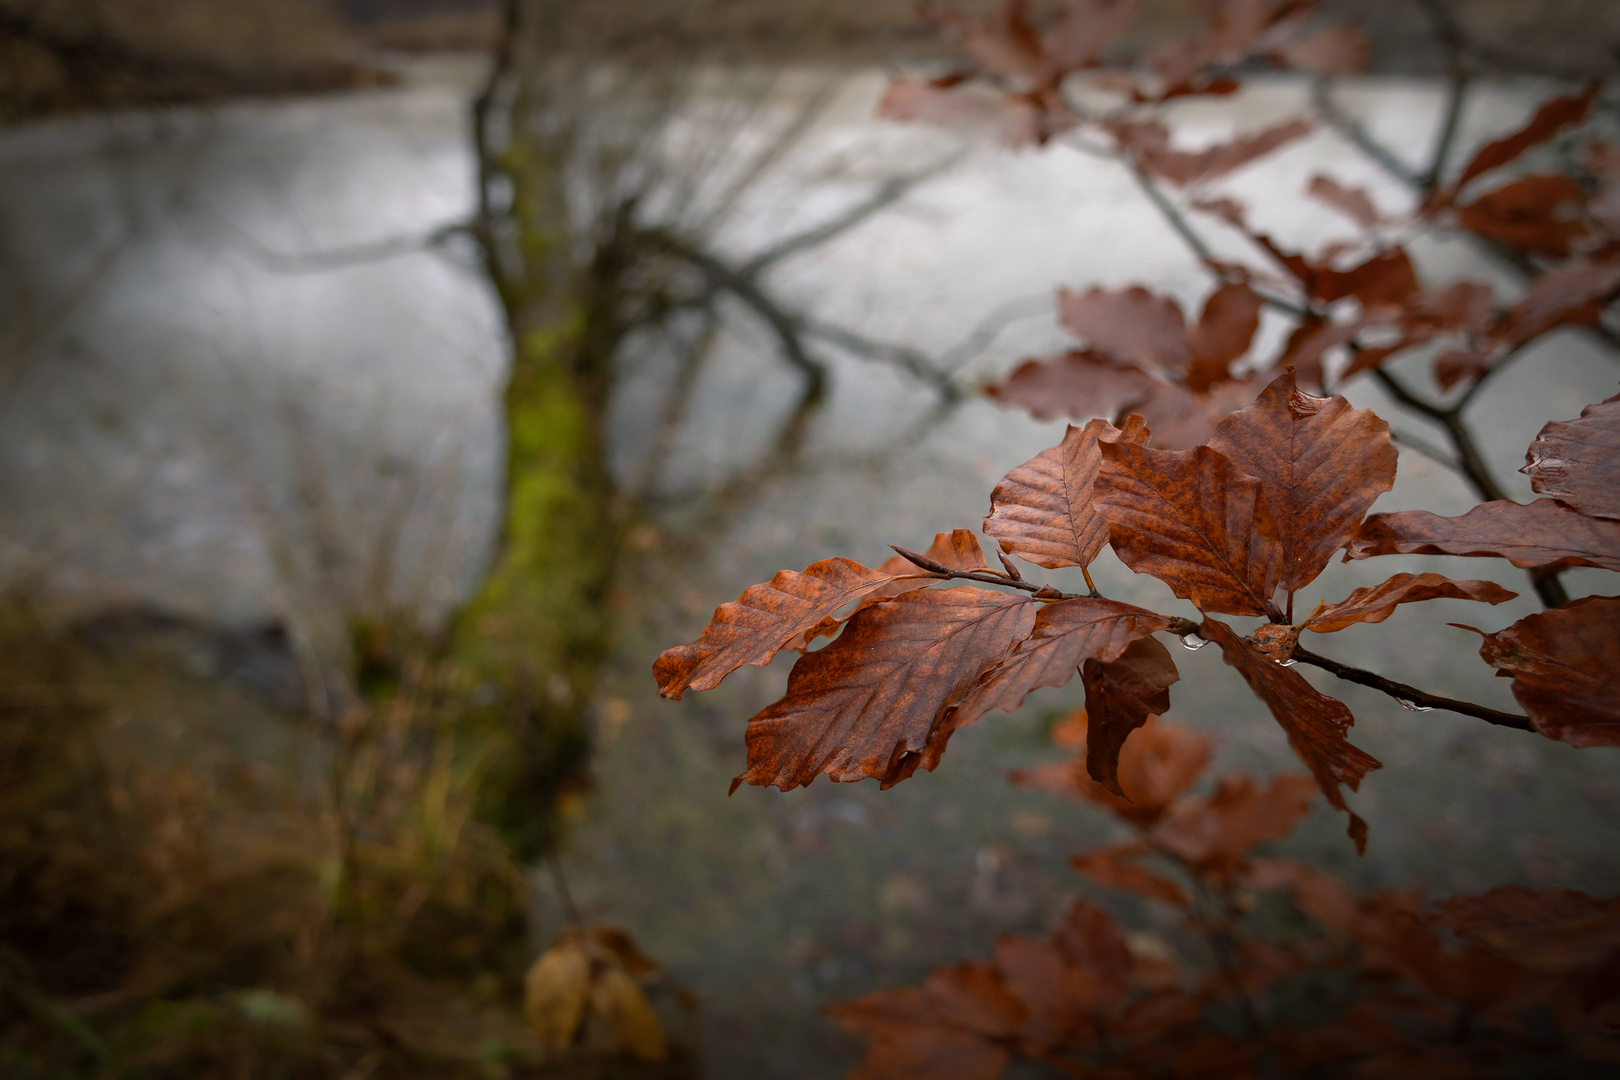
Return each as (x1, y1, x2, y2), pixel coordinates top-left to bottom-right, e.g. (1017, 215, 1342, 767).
(1290, 644, 1534, 732)
(1418, 0, 1473, 192)
(801, 318, 962, 401)
(1312, 79, 1422, 188)
(1388, 428, 1464, 475)
(889, 546, 1086, 599)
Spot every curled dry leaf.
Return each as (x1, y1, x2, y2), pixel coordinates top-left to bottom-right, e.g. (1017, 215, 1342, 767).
(1458, 594, 1620, 748)
(1347, 499, 1620, 572)
(984, 416, 1150, 569)
(1094, 441, 1283, 615)
(1150, 771, 1320, 873)
(1200, 618, 1379, 851)
(1058, 285, 1190, 372)
(984, 350, 1159, 422)
(1302, 572, 1518, 634)
(951, 596, 1172, 731)
(1455, 175, 1589, 257)
(1186, 281, 1263, 392)
(1013, 712, 1211, 827)
(738, 587, 1035, 792)
(1081, 636, 1180, 796)
(1208, 368, 1397, 591)
(1522, 391, 1620, 521)
(654, 557, 931, 699)
(1451, 83, 1599, 193)
(1494, 259, 1620, 345)
(1073, 846, 1190, 907)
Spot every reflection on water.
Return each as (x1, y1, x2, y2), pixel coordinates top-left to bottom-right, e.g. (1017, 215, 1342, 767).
(3, 61, 1619, 1076)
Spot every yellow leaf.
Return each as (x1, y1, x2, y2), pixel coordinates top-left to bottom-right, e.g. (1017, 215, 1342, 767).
(523, 933, 590, 1051)
(589, 967, 667, 1062)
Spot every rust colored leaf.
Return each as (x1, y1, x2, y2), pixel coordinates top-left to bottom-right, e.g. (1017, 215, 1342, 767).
(1208, 368, 1397, 591)
(1453, 83, 1599, 191)
(1495, 259, 1620, 345)
(1073, 846, 1190, 907)
(990, 936, 1098, 1047)
(1151, 771, 1320, 872)
(1082, 636, 1180, 796)
(1302, 572, 1517, 634)
(1013, 713, 1211, 827)
(984, 349, 1159, 422)
(1590, 142, 1620, 236)
(655, 557, 929, 699)
(828, 960, 1022, 1080)
(919, 528, 991, 572)
(1117, 118, 1312, 188)
(1456, 175, 1589, 257)
(1053, 899, 1134, 1006)
(789, 532, 989, 652)
(1279, 25, 1367, 76)
(1094, 441, 1283, 615)
(1201, 617, 1380, 850)
(1307, 174, 1382, 229)
(878, 78, 1042, 148)
(1461, 595, 1620, 748)
(1127, 378, 1259, 451)
(1315, 248, 1420, 307)
(1243, 858, 1358, 933)
(1187, 281, 1263, 391)
(1406, 281, 1497, 336)
(737, 588, 1035, 792)
(1347, 499, 1620, 572)
(1439, 886, 1612, 940)
(984, 416, 1150, 569)
(951, 597, 1172, 729)
(1045, 0, 1140, 69)
(1432, 349, 1492, 392)
(1058, 285, 1190, 371)
(1522, 392, 1620, 521)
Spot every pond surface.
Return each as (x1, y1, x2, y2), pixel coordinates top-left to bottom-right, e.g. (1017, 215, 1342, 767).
(3, 60, 1618, 1077)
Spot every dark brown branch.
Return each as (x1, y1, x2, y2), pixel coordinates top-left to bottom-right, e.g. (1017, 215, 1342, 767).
(1419, 0, 1472, 192)
(1290, 644, 1534, 733)
(888, 546, 1086, 599)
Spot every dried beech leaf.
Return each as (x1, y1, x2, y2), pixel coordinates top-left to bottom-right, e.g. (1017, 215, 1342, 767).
(1201, 618, 1380, 850)
(951, 597, 1172, 730)
(878, 78, 1043, 148)
(1045, 0, 1140, 69)
(1082, 636, 1180, 796)
(1522, 392, 1620, 521)
(1116, 118, 1312, 188)
(1439, 886, 1612, 940)
(984, 416, 1150, 569)
(1496, 259, 1620, 345)
(1053, 899, 1134, 1006)
(1456, 175, 1589, 257)
(1453, 83, 1599, 191)
(1094, 441, 1283, 616)
(927, 0, 1049, 81)
(654, 557, 929, 699)
(1278, 25, 1367, 76)
(1461, 595, 1620, 748)
(738, 588, 1035, 792)
(920, 528, 992, 572)
(1347, 499, 1620, 572)
(1187, 282, 1263, 391)
(985, 350, 1159, 422)
(1151, 772, 1320, 872)
(1208, 368, 1397, 591)
(1307, 174, 1382, 229)
(1302, 572, 1517, 634)
(990, 936, 1097, 1046)
(827, 960, 1020, 1080)
(589, 967, 668, 1061)
(1012, 713, 1210, 827)
(1058, 285, 1190, 371)
(1433, 349, 1492, 392)
(1073, 846, 1190, 907)
(524, 933, 592, 1051)
(1126, 378, 1259, 451)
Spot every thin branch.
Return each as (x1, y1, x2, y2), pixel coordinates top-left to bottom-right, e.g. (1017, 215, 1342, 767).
(231, 221, 474, 274)
(1388, 427, 1464, 475)
(1312, 78, 1423, 188)
(1418, 0, 1472, 192)
(800, 318, 961, 401)
(1290, 644, 1534, 733)
(889, 546, 1087, 599)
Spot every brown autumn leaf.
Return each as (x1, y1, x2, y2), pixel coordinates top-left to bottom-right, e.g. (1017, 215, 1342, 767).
(1522, 391, 1620, 521)
(1052, 899, 1134, 1006)
(984, 415, 1151, 569)
(925, 0, 1049, 82)
(1150, 771, 1320, 873)
(1114, 118, 1312, 188)
(1452, 83, 1599, 192)
(524, 932, 592, 1051)
(1590, 142, 1620, 237)
(949, 597, 1173, 730)
(1186, 281, 1263, 392)
(1126, 378, 1259, 451)
(1494, 258, 1620, 345)
(827, 960, 1022, 1080)
(1301, 572, 1518, 634)
(984, 349, 1160, 422)
(1045, 0, 1140, 70)
(1208, 368, 1397, 591)
(1200, 617, 1380, 851)
(1432, 349, 1492, 392)
(1438, 886, 1613, 940)
(1278, 25, 1367, 76)
(1459, 594, 1620, 748)
(1058, 285, 1190, 372)
(737, 587, 1035, 792)
(1307, 174, 1383, 229)
(1351, 893, 1533, 1017)
(1073, 845, 1190, 907)
(1082, 636, 1180, 796)
(878, 78, 1043, 148)
(1243, 858, 1358, 934)
(1013, 712, 1211, 827)
(1094, 441, 1283, 615)
(1456, 175, 1589, 257)
(1347, 499, 1620, 572)
(589, 967, 668, 1062)
(654, 557, 931, 699)
(989, 935, 1099, 1049)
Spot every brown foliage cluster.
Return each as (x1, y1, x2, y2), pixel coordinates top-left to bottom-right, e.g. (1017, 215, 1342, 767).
(829, 713, 1620, 1077)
